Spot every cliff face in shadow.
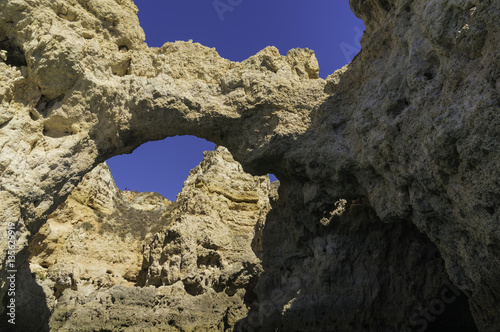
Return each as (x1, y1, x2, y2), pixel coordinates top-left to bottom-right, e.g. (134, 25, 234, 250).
(0, 0, 499, 330)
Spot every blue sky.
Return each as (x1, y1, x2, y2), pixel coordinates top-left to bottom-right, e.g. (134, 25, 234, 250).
(107, 1, 364, 201)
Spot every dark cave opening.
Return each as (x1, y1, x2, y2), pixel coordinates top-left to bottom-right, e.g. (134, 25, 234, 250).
(424, 286, 478, 332)
(0, 38, 27, 67)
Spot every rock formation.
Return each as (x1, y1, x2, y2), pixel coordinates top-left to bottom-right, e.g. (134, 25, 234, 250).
(9, 162, 171, 331)
(0, 0, 499, 331)
(6, 146, 272, 331)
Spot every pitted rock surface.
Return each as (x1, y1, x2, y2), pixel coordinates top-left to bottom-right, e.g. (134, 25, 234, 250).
(0, 0, 499, 330)
(11, 147, 271, 331)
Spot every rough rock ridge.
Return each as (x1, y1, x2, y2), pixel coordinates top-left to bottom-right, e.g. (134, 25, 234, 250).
(8, 162, 171, 331)
(0, 0, 499, 331)
(7, 146, 272, 331)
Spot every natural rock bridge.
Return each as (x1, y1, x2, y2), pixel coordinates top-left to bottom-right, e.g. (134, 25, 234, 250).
(0, 0, 499, 330)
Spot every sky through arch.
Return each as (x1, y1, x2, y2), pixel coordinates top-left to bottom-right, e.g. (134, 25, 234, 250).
(107, 1, 364, 201)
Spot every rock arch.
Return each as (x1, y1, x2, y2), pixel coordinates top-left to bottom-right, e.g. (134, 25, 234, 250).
(0, 0, 499, 330)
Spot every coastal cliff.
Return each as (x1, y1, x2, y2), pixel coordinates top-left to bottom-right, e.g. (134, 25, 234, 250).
(0, 0, 499, 330)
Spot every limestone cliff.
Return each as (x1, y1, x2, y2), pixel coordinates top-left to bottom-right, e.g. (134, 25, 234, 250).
(11, 162, 171, 331)
(9, 146, 272, 331)
(0, 0, 499, 331)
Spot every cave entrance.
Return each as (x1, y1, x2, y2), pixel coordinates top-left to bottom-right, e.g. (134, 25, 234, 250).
(425, 286, 478, 332)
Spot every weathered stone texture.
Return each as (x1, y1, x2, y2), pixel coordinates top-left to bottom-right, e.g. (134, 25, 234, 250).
(137, 147, 271, 293)
(0, 0, 499, 330)
(6, 162, 171, 331)
(9, 147, 271, 331)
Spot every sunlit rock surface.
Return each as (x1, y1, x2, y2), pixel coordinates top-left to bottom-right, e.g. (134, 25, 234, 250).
(0, 0, 499, 330)
(13, 147, 272, 331)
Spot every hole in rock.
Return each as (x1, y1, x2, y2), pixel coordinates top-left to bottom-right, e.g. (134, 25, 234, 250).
(378, 0, 392, 12)
(424, 71, 436, 80)
(107, 136, 215, 201)
(0, 37, 27, 67)
(183, 279, 204, 296)
(196, 252, 222, 268)
(107, 136, 278, 200)
(425, 286, 478, 332)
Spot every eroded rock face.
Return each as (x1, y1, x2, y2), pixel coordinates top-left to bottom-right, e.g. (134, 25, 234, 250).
(29, 163, 171, 292)
(137, 147, 271, 295)
(1, 0, 499, 331)
(8, 162, 171, 331)
(11, 146, 272, 331)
